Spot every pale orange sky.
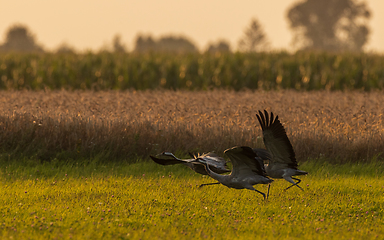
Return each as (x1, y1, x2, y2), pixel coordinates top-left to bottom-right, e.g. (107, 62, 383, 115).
(1, 0, 383, 52)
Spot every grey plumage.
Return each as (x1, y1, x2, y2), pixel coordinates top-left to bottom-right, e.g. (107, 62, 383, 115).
(150, 152, 230, 175)
(150, 148, 271, 176)
(252, 148, 272, 162)
(194, 146, 273, 200)
(256, 110, 308, 192)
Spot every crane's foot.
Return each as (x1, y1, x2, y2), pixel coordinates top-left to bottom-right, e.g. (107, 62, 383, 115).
(284, 178, 304, 191)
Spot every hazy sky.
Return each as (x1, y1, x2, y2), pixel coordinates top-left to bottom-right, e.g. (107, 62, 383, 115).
(1, 0, 383, 52)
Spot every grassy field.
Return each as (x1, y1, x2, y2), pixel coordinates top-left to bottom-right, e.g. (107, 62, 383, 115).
(1, 89, 384, 239)
(1, 158, 383, 239)
(1, 90, 383, 163)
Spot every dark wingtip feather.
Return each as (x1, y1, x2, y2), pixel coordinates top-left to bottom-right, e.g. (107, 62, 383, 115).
(260, 110, 266, 127)
(256, 113, 263, 130)
(256, 112, 263, 130)
(270, 112, 274, 126)
(257, 110, 266, 129)
(264, 110, 269, 127)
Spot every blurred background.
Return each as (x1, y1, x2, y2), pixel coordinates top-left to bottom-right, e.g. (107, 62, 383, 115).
(1, 0, 383, 92)
(1, 0, 383, 162)
(0, 0, 382, 53)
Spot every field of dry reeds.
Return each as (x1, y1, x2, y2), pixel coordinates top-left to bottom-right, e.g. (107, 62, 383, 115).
(0, 90, 383, 163)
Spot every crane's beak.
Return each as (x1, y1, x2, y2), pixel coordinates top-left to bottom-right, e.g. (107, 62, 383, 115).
(158, 151, 172, 156)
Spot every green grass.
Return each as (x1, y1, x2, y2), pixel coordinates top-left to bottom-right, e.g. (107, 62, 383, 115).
(1, 158, 384, 239)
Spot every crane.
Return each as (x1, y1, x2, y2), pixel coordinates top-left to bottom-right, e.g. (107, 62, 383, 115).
(256, 110, 308, 192)
(193, 146, 273, 200)
(150, 152, 230, 175)
(150, 148, 270, 176)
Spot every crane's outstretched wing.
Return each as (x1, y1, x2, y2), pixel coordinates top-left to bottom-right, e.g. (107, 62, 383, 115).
(252, 148, 272, 161)
(256, 110, 297, 169)
(224, 146, 267, 177)
(191, 152, 230, 173)
(199, 152, 228, 169)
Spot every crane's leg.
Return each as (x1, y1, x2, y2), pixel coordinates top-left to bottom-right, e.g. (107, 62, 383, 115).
(252, 189, 266, 200)
(284, 177, 303, 191)
(199, 182, 220, 188)
(267, 183, 271, 199)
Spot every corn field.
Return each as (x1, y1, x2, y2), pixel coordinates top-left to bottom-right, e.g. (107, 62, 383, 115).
(1, 51, 384, 91)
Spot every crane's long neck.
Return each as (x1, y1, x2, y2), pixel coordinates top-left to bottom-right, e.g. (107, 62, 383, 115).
(165, 153, 182, 161)
(201, 161, 227, 183)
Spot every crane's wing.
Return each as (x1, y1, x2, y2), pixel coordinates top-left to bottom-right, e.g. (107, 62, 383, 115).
(252, 148, 272, 161)
(224, 146, 267, 177)
(193, 152, 230, 173)
(191, 152, 223, 162)
(256, 110, 297, 169)
(200, 152, 227, 167)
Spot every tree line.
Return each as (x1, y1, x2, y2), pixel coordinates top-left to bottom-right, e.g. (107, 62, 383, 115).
(0, 0, 371, 53)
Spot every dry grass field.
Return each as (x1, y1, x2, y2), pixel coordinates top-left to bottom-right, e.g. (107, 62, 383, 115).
(0, 90, 383, 163)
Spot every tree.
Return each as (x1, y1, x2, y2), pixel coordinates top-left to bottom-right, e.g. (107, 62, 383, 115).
(133, 34, 156, 53)
(133, 34, 198, 53)
(206, 40, 231, 53)
(156, 36, 198, 53)
(238, 18, 270, 52)
(0, 24, 44, 52)
(287, 0, 371, 51)
(55, 43, 76, 54)
(112, 34, 126, 53)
